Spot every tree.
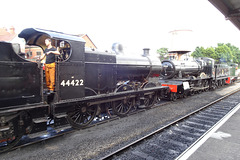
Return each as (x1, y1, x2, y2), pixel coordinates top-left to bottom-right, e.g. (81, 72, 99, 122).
(157, 48, 168, 60)
(191, 43, 240, 64)
(215, 44, 233, 63)
(191, 46, 205, 58)
(226, 43, 240, 64)
(205, 47, 217, 60)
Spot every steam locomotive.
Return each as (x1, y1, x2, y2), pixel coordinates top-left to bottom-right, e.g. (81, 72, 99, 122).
(0, 28, 236, 152)
(161, 58, 230, 79)
(159, 57, 235, 100)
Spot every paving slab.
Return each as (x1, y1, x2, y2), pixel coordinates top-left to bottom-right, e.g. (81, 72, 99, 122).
(188, 106, 240, 160)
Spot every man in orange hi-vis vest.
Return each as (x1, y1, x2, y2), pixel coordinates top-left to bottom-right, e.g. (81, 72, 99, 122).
(40, 38, 60, 93)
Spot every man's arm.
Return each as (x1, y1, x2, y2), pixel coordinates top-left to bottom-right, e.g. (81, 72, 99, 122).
(46, 50, 60, 55)
(39, 54, 46, 61)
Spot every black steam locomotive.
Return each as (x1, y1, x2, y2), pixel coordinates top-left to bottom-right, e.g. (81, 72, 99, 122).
(0, 28, 236, 152)
(159, 57, 235, 100)
(0, 28, 170, 151)
(161, 57, 230, 79)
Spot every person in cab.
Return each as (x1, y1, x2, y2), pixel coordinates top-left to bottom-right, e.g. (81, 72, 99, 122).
(40, 38, 60, 93)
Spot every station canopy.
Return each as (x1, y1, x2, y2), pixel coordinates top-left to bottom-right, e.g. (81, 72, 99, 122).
(209, 0, 240, 30)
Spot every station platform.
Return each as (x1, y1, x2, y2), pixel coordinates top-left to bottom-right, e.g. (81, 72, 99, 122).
(187, 103, 240, 160)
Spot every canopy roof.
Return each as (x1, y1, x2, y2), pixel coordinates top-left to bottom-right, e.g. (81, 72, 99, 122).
(209, 0, 240, 30)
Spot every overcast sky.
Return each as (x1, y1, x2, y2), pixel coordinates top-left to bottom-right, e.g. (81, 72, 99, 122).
(1, 0, 240, 55)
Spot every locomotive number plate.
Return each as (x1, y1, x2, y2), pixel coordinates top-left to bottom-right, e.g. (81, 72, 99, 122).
(183, 82, 190, 90)
(60, 79, 84, 87)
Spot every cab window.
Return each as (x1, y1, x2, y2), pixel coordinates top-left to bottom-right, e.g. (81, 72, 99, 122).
(22, 39, 71, 62)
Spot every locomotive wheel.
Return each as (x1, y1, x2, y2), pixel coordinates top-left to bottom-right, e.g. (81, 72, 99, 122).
(222, 79, 226, 85)
(67, 88, 98, 129)
(0, 111, 32, 153)
(219, 80, 223, 86)
(156, 94, 161, 103)
(143, 82, 156, 88)
(216, 81, 219, 88)
(189, 90, 194, 96)
(170, 92, 177, 101)
(143, 92, 157, 108)
(183, 92, 187, 98)
(204, 80, 209, 92)
(105, 102, 114, 117)
(67, 104, 97, 129)
(112, 85, 133, 116)
(211, 81, 217, 90)
(142, 82, 157, 108)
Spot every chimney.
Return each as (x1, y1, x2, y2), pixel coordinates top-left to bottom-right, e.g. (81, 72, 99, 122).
(143, 48, 150, 57)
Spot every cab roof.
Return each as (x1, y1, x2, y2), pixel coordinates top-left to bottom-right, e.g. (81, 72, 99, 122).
(18, 28, 85, 44)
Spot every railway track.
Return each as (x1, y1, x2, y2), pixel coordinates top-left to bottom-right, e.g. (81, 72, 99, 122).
(99, 87, 240, 160)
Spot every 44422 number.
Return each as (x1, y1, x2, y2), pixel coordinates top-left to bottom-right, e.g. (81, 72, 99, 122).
(60, 79, 84, 87)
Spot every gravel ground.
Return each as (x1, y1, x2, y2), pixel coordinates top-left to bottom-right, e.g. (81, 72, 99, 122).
(1, 83, 240, 160)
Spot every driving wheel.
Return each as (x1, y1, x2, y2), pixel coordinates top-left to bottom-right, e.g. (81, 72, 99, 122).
(112, 84, 134, 117)
(67, 88, 98, 129)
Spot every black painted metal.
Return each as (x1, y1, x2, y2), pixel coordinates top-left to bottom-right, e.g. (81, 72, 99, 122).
(85, 51, 117, 94)
(0, 42, 42, 107)
(161, 60, 202, 79)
